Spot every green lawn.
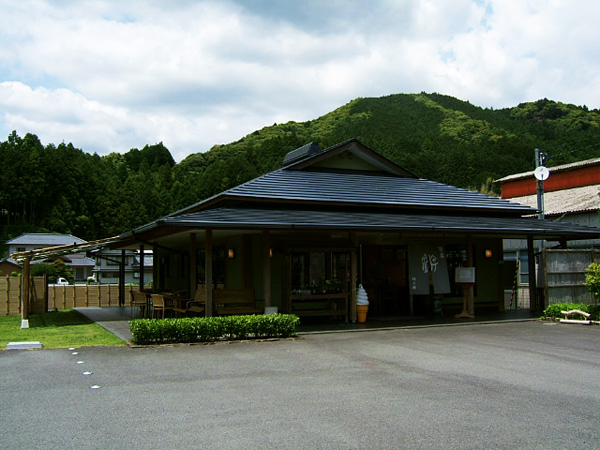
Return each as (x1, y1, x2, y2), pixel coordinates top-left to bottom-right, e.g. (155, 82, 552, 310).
(0, 309, 125, 349)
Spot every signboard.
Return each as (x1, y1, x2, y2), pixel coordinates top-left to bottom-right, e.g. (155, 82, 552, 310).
(408, 243, 450, 295)
(455, 267, 475, 284)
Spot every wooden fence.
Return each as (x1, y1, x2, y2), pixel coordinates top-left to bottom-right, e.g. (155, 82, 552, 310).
(543, 249, 600, 304)
(1, 276, 149, 316)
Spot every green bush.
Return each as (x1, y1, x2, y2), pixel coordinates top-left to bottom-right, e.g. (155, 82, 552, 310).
(541, 303, 600, 321)
(585, 262, 600, 301)
(129, 314, 300, 345)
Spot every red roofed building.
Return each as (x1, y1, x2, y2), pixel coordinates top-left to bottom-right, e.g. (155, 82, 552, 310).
(496, 157, 600, 307)
(497, 157, 600, 243)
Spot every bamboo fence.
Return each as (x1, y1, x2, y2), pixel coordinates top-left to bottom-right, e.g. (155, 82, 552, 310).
(0, 276, 149, 316)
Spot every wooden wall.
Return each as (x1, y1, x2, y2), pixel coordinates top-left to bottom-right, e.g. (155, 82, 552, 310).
(0, 277, 150, 316)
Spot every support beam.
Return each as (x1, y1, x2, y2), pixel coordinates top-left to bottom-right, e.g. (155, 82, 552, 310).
(119, 250, 126, 306)
(263, 230, 271, 309)
(189, 233, 197, 296)
(527, 236, 537, 312)
(21, 255, 31, 328)
(351, 249, 358, 323)
(139, 244, 145, 292)
(466, 235, 474, 315)
(205, 229, 213, 317)
(153, 244, 159, 291)
(242, 234, 252, 288)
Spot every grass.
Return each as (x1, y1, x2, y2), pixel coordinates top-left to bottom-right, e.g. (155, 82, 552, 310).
(0, 309, 125, 349)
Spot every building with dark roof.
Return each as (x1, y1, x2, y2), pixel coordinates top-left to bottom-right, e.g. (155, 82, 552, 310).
(3, 233, 95, 281)
(114, 140, 600, 319)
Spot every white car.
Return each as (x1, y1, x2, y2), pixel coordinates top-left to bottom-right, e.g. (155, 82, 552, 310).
(56, 277, 69, 285)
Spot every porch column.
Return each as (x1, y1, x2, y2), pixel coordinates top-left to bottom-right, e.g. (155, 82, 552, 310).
(153, 244, 159, 291)
(527, 235, 537, 311)
(21, 255, 31, 328)
(205, 229, 214, 317)
(466, 235, 475, 315)
(139, 244, 145, 292)
(119, 250, 126, 306)
(351, 249, 358, 322)
(263, 230, 271, 309)
(189, 233, 197, 296)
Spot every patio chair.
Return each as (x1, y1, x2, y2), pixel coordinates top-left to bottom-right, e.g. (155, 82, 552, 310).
(150, 293, 174, 319)
(184, 285, 206, 316)
(130, 291, 148, 318)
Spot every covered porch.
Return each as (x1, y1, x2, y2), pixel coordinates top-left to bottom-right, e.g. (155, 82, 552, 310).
(114, 209, 586, 323)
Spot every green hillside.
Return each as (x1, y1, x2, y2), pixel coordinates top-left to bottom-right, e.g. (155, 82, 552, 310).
(2, 93, 600, 248)
(176, 93, 600, 201)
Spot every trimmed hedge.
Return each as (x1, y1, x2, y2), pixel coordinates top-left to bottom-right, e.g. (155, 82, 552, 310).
(541, 303, 600, 321)
(129, 314, 300, 345)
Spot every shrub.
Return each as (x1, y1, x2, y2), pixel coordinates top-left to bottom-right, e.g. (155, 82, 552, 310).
(541, 302, 600, 321)
(129, 314, 300, 345)
(585, 262, 600, 302)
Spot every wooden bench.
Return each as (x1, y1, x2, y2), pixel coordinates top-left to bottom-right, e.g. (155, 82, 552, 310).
(560, 309, 592, 325)
(214, 289, 262, 315)
(289, 293, 347, 320)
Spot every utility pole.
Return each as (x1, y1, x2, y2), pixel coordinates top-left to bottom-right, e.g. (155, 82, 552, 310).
(533, 148, 549, 219)
(532, 148, 550, 312)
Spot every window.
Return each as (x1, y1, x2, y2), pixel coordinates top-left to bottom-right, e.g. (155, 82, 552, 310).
(291, 251, 348, 293)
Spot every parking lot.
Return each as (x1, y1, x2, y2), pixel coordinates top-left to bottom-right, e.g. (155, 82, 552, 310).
(1, 321, 599, 449)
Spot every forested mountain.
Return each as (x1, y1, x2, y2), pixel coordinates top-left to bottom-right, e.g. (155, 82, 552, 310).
(2, 93, 600, 251)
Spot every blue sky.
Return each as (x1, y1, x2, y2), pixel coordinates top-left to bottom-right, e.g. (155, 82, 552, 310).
(1, 0, 599, 162)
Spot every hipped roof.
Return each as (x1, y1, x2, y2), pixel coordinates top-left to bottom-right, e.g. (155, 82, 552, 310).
(172, 139, 534, 217)
(117, 139, 600, 245)
(137, 206, 598, 241)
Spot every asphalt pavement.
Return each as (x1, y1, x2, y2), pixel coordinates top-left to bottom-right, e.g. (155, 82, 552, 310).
(1, 321, 599, 449)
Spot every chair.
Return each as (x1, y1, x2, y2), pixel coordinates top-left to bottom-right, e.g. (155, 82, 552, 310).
(184, 285, 206, 316)
(150, 294, 174, 319)
(130, 291, 148, 318)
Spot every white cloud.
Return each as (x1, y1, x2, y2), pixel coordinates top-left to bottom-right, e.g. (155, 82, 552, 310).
(1, 0, 600, 161)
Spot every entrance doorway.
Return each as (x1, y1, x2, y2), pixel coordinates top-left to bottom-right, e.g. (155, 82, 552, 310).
(362, 246, 409, 316)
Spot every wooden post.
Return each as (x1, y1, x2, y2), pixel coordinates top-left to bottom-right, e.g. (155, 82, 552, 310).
(242, 234, 252, 288)
(466, 235, 474, 315)
(189, 233, 197, 296)
(527, 236, 537, 311)
(5, 276, 10, 315)
(139, 244, 145, 291)
(205, 229, 213, 317)
(351, 249, 358, 323)
(119, 250, 126, 306)
(21, 255, 31, 328)
(263, 230, 271, 309)
(153, 244, 159, 291)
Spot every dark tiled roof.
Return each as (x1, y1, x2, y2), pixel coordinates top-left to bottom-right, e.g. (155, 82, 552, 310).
(152, 207, 600, 240)
(281, 142, 322, 167)
(182, 169, 535, 214)
(6, 233, 86, 246)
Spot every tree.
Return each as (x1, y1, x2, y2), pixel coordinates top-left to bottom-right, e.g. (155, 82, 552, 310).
(30, 260, 74, 284)
(585, 262, 600, 304)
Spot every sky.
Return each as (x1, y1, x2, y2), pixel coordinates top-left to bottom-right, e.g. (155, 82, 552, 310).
(1, 0, 599, 162)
